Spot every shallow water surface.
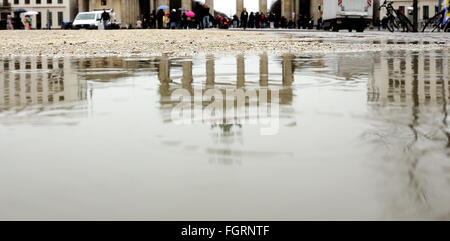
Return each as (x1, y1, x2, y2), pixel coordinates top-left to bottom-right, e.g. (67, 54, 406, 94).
(0, 50, 449, 220)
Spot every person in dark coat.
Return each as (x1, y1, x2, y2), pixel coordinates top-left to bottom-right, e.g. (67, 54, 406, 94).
(248, 12, 255, 28)
(255, 12, 261, 28)
(157, 9, 164, 29)
(240, 8, 248, 29)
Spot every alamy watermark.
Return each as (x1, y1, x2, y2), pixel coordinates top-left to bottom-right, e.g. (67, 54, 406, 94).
(170, 87, 280, 135)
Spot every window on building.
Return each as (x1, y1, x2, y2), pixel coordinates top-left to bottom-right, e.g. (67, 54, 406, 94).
(101, 0, 107, 6)
(58, 12, 63, 26)
(25, 0, 30, 4)
(14, 0, 19, 5)
(58, 0, 63, 4)
(423, 5, 429, 19)
(47, 0, 52, 4)
(36, 0, 41, 4)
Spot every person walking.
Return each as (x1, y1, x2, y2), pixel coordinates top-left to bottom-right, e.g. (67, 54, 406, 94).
(194, 3, 204, 29)
(248, 12, 255, 28)
(7, 15, 14, 30)
(203, 4, 210, 28)
(157, 9, 164, 29)
(240, 8, 248, 29)
(169, 9, 177, 29)
(100, 9, 110, 29)
(269, 12, 275, 29)
(232, 14, 239, 28)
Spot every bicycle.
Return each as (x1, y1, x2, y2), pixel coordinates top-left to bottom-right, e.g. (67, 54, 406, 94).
(379, 1, 413, 32)
(422, 6, 450, 32)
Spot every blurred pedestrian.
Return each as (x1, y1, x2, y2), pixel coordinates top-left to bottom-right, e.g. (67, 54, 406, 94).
(7, 15, 14, 30)
(249, 12, 255, 28)
(100, 9, 110, 29)
(203, 4, 210, 28)
(240, 8, 248, 29)
(157, 9, 164, 29)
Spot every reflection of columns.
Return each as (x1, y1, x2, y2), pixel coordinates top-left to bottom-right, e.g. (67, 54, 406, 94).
(205, 0, 214, 15)
(281, 54, 294, 104)
(182, 61, 193, 88)
(237, 55, 245, 87)
(158, 55, 171, 84)
(259, 0, 267, 13)
(181, 0, 192, 11)
(282, 54, 293, 86)
(236, 0, 244, 16)
(281, 0, 293, 20)
(206, 56, 215, 86)
(260, 53, 268, 86)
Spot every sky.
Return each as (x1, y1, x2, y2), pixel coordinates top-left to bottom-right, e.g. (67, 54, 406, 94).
(198, 0, 276, 17)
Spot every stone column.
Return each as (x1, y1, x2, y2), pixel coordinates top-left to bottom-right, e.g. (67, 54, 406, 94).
(281, 0, 293, 20)
(310, 0, 323, 25)
(181, 0, 192, 11)
(157, 0, 170, 13)
(120, 0, 128, 27)
(205, 0, 214, 15)
(150, 0, 155, 12)
(90, 0, 96, 10)
(259, 0, 267, 13)
(78, 0, 87, 12)
(236, 0, 244, 16)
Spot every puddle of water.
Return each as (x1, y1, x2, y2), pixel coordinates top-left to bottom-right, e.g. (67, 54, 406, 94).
(0, 50, 449, 220)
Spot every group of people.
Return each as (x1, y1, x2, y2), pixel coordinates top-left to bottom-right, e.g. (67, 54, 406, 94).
(234, 8, 316, 29)
(134, 3, 213, 30)
(4, 14, 30, 30)
(132, 5, 317, 30)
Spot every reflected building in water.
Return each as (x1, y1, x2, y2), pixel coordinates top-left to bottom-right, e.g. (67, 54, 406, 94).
(369, 50, 450, 104)
(0, 57, 87, 111)
(366, 50, 450, 220)
(156, 53, 295, 165)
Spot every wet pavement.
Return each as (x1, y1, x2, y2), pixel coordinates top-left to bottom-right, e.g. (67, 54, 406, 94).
(0, 49, 449, 220)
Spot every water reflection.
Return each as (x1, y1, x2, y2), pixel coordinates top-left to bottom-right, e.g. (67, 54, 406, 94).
(366, 50, 450, 220)
(0, 57, 87, 111)
(156, 53, 295, 164)
(1, 51, 450, 220)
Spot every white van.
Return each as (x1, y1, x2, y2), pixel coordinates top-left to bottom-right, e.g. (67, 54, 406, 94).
(323, 0, 374, 32)
(73, 11, 102, 29)
(73, 10, 120, 29)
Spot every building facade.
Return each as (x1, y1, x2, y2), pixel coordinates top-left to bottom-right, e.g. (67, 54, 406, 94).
(1, 0, 12, 21)
(9, 0, 78, 29)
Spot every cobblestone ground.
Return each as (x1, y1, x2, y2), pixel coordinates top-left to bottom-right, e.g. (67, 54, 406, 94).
(0, 29, 449, 57)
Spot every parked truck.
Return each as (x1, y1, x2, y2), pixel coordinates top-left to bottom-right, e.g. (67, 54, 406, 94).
(323, 0, 374, 32)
